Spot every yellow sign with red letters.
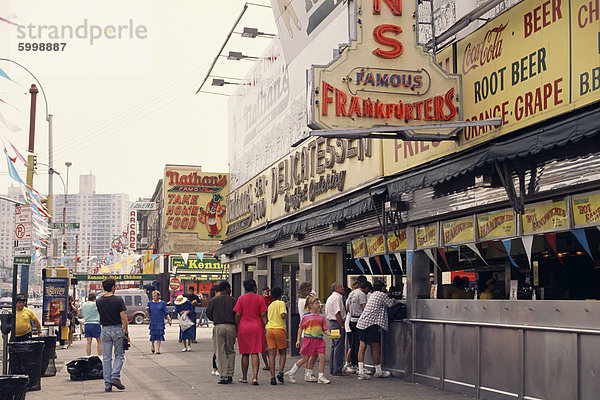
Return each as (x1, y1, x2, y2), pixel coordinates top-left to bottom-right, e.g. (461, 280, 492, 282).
(572, 192, 600, 227)
(522, 200, 569, 233)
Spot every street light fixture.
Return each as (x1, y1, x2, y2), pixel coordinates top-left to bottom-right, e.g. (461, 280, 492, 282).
(241, 27, 276, 38)
(61, 162, 72, 266)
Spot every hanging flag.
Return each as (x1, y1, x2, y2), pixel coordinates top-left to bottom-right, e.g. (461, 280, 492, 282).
(181, 253, 189, 264)
(571, 229, 594, 261)
(196, 252, 204, 261)
(465, 243, 488, 265)
(151, 254, 159, 261)
(0, 16, 20, 26)
(521, 236, 534, 266)
(487, 240, 507, 254)
(353, 258, 365, 274)
(9, 143, 27, 167)
(424, 248, 439, 269)
(0, 111, 20, 131)
(501, 239, 520, 268)
(437, 247, 450, 270)
(0, 98, 24, 114)
(543, 233, 564, 266)
(373, 256, 384, 274)
(407, 250, 414, 277)
(383, 253, 395, 275)
(4, 148, 24, 184)
(0, 67, 14, 82)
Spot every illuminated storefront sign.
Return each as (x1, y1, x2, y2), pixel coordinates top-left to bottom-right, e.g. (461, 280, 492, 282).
(163, 165, 229, 239)
(310, 0, 461, 131)
(384, 0, 600, 176)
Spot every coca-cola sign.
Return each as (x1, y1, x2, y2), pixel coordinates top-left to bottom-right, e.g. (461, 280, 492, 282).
(462, 23, 507, 75)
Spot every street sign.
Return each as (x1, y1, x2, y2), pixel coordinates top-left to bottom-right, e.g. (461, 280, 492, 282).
(169, 277, 181, 290)
(14, 256, 31, 264)
(14, 206, 32, 257)
(52, 222, 80, 229)
(130, 201, 157, 210)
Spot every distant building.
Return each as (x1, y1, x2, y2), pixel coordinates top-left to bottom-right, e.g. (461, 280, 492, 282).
(50, 173, 129, 272)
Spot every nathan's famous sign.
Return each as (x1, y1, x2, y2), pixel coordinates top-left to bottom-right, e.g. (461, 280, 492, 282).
(163, 165, 229, 239)
(310, 0, 461, 130)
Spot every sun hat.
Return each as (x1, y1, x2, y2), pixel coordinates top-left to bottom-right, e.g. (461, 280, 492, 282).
(174, 295, 187, 305)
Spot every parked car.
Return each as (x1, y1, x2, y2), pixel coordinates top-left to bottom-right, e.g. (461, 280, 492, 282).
(114, 289, 150, 325)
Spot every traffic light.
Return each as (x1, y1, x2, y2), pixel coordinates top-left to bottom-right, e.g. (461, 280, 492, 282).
(62, 240, 67, 255)
(32, 155, 37, 172)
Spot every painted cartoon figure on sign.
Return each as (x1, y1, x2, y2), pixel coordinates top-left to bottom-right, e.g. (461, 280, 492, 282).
(198, 193, 226, 238)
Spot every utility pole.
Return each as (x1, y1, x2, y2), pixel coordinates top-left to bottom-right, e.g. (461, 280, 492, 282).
(20, 84, 38, 295)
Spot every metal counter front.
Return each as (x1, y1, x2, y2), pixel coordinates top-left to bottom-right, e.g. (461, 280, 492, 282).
(382, 300, 600, 400)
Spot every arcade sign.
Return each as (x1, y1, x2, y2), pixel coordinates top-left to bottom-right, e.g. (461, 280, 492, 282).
(309, 0, 461, 132)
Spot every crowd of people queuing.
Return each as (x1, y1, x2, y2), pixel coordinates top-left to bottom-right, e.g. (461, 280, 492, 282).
(51, 274, 397, 391)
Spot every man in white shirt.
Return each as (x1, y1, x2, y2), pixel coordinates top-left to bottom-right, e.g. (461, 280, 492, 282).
(344, 281, 369, 373)
(324, 282, 348, 376)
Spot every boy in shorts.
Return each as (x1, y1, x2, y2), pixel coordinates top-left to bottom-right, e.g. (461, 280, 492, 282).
(266, 287, 287, 385)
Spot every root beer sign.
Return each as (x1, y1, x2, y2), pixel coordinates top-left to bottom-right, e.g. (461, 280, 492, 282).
(163, 165, 229, 239)
(310, 0, 461, 131)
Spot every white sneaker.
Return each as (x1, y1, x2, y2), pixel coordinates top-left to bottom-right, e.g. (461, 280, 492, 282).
(304, 374, 318, 382)
(181, 348, 188, 352)
(187, 348, 192, 352)
(317, 376, 330, 384)
(285, 371, 296, 383)
(374, 370, 391, 378)
(214, 371, 219, 376)
(357, 373, 371, 380)
(343, 366, 357, 374)
(364, 369, 373, 375)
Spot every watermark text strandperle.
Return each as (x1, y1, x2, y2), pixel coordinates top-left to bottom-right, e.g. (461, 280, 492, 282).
(16, 19, 148, 45)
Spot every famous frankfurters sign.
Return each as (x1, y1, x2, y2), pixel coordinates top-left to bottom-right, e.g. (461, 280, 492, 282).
(163, 165, 229, 239)
(309, 0, 461, 132)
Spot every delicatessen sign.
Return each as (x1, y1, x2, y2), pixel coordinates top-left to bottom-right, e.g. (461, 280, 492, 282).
(163, 165, 229, 239)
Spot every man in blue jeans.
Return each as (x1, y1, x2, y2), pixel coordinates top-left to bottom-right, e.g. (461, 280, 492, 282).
(325, 282, 349, 376)
(96, 278, 129, 392)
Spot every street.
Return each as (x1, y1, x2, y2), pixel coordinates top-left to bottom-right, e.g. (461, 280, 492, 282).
(24, 323, 472, 400)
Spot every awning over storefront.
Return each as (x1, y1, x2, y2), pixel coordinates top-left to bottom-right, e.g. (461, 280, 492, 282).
(381, 102, 600, 195)
(216, 187, 386, 256)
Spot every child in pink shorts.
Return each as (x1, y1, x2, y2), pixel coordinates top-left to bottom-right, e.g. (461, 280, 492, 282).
(285, 295, 331, 384)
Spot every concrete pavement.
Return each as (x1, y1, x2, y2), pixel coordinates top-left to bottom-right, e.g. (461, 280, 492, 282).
(22, 323, 472, 400)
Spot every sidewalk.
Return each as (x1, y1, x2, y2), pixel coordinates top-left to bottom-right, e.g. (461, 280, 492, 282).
(22, 324, 471, 400)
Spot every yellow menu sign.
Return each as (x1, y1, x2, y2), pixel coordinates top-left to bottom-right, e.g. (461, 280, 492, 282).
(572, 192, 600, 227)
(443, 218, 474, 245)
(415, 224, 438, 248)
(352, 238, 366, 258)
(366, 235, 385, 255)
(477, 209, 515, 240)
(387, 231, 407, 252)
(522, 201, 568, 233)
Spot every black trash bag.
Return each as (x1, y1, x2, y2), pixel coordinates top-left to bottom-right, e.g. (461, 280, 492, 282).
(28, 336, 57, 377)
(388, 302, 407, 320)
(0, 375, 29, 400)
(66, 356, 104, 381)
(8, 340, 44, 391)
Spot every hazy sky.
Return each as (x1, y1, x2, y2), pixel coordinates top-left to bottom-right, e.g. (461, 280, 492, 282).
(0, 0, 276, 200)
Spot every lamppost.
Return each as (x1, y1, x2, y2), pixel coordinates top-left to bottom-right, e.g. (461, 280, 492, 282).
(62, 162, 72, 267)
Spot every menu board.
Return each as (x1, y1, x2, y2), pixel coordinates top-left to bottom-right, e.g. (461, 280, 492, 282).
(477, 209, 515, 240)
(522, 200, 568, 234)
(351, 238, 366, 258)
(572, 192, 600, 227)
(415, 224, 438, 248)
(42, 278, 68, 326)
(366, 235, 385, 256)
(443, 217, 475, 245)
(387, 230, 407, 252)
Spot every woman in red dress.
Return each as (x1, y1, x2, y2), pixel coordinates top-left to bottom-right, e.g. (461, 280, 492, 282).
(233, 279, 267, 385)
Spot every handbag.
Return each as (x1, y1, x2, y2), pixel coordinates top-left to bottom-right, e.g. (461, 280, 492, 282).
(179, 313, 194, 331)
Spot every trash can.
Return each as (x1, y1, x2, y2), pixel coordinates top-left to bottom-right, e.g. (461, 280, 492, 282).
(8, 341, 44, 391)
(0, 375, 29, 400)
(28, 336, 57, 377)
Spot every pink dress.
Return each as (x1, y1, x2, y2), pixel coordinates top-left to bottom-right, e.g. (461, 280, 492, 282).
(233, 293, 267, 354)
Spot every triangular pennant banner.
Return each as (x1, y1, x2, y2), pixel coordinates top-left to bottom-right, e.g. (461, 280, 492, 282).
(0, 67, 14, 82)
(151, 254, 159, 261)
(373, 256, 384, 275)
(466, 243, 488, 265)
(501, 239, 520, 268)
(424, 248, 439, 268)
(181, 253, 189, 264)
(196, 252, 204, 261)
(543, 232, 564, 266)
(437, 247, 450, 270)
(383, 253, 394, 275)
(9, 143, 28, 166)
(4, 148, 24, 184)
(407, 251, 414, 277)
(354, 258, 365, 274)
(521, 236, 534, 266)
(571, 229, 594, 261)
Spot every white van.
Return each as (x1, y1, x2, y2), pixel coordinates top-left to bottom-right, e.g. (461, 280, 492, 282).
(115, 289, 150, 324)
